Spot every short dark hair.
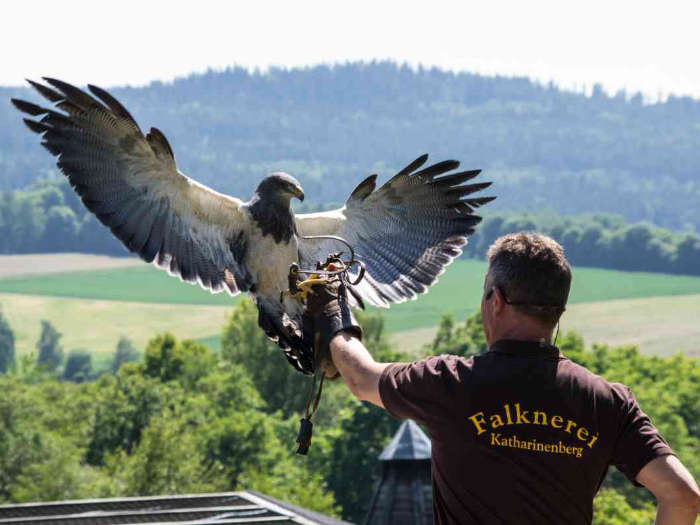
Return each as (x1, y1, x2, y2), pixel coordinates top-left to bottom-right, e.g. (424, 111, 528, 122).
(486, 233, 572, 326)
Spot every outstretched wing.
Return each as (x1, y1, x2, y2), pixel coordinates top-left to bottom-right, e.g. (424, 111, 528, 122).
(296, 155, 495, 307)
(12, 79, 254, 295)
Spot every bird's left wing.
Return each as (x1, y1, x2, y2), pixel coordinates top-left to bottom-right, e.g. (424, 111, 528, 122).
(296, 155, 495, 307)
(12, 79, 254, 295)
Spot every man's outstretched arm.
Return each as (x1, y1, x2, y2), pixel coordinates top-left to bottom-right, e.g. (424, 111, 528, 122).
(637, 455, 700, 524)
(329, 332, 390, 407)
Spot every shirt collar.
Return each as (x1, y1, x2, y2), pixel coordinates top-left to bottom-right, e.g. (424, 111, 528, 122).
(488, 339, 563, 359)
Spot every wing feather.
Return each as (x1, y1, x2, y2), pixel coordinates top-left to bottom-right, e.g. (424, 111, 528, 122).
(12, 80, 254, 295)
(297, 155, 495, 307)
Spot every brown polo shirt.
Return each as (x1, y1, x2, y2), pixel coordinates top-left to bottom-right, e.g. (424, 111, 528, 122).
(379, 339, 674, 524)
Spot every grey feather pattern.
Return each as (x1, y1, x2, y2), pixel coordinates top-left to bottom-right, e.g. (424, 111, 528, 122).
(12, 80, 254, 295)
(297, 155, 495, 307)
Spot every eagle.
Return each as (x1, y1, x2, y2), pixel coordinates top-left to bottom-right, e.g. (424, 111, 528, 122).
(12, 78, 495, 374)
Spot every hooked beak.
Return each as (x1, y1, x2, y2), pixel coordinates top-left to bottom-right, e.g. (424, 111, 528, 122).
(294, 186, 305, 202)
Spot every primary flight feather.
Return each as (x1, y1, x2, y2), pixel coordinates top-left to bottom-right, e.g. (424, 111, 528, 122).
(12, 78, 495, 374)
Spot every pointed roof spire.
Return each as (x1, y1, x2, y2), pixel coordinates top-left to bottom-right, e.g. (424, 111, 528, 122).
(366, 420, 434, 524)
(378, 420, 431, 461)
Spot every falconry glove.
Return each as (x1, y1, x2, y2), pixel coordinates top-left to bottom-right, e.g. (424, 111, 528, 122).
(303, 277, 362, 380)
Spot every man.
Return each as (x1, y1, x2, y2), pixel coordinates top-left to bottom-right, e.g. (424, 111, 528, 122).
(307, 232, 699, 524)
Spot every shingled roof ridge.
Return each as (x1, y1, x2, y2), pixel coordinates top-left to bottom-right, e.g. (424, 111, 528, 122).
(378, 419, 432, 461)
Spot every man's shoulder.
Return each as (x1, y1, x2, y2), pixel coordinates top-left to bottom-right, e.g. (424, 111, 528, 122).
(381, 354, 475, 391)
(557, 357, 632, 405)
(385, 353, 475, 376)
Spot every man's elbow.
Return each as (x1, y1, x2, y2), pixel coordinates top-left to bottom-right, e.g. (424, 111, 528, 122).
(344, 375, 372, 402)
(675, 485, 700, 513)
(340, 368, 385, 407)
(638, 454, 700, 515)
(658, 481, 700, 514)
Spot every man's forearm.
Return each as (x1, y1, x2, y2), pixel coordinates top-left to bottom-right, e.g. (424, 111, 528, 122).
(329, 332, 389, 407)
(654, 499, 699, 524)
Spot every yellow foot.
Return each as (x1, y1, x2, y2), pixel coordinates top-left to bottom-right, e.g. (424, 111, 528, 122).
(282, 276, 328, 301)
(296, 277, 326, 295)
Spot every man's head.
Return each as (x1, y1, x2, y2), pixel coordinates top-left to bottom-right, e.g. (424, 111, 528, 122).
(481, 232, 571, 346)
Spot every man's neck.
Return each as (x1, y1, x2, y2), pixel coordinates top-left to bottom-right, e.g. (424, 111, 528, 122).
(487, 319, 554, 347)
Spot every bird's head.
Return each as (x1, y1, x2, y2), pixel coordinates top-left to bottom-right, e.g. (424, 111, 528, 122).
(256, 172, 305, 203)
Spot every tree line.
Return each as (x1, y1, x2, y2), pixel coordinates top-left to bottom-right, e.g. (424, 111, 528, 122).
(2, 61, 700, 231)
(1, 178, 698, 276)
(0, 310, 139, 380)
(0, 301, 401, 521)
(1, 299, 698, 524)
(463, 212, 700, 275)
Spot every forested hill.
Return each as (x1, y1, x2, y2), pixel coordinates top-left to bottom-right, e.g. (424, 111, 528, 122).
(2, 62, 700, 231)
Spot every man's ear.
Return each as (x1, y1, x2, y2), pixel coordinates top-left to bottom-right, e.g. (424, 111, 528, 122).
(491, 286, 506, 314)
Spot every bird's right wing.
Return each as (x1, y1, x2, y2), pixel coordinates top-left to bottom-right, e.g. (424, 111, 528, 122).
(12, 78, 254, 295)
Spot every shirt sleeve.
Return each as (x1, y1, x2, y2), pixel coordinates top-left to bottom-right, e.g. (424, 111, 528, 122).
(379, 355, 464, 428)
(611, 385, 675, 486)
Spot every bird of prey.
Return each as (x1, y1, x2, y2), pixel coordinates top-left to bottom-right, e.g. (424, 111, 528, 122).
(12, 78, 495, 374)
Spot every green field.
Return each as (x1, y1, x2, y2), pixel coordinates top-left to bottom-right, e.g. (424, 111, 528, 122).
(0, 266, 237, 306)
(3, 259, 700, 332)
(3, 258, 700, 361)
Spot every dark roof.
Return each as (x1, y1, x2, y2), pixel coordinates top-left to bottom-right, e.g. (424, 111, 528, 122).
(378, 420, 431, 461)
(0, 491, 350, 525)
(247, 491, 351, 525)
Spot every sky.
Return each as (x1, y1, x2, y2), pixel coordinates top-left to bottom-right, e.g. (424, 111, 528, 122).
(2, 0, 698, 99)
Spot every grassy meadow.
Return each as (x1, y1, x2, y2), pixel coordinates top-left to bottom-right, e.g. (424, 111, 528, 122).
(392, 293, 700, 358)
(2, 256, 700, 360)
(0, 292, 231, 361)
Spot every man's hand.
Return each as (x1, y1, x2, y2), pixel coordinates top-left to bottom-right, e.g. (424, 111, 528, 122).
(304, 277, 362, 379)
(304, 278, 389, 405)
